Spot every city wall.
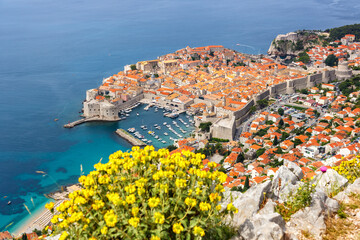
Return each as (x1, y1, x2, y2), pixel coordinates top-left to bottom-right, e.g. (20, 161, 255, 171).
(118, 94, 144, 111)
(212, 70, 337, 140)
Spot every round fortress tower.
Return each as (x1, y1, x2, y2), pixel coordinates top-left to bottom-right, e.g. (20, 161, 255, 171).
(336, 61, 352, 80)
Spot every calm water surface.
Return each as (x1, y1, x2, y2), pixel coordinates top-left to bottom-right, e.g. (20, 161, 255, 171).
(0, 0, 359, 232)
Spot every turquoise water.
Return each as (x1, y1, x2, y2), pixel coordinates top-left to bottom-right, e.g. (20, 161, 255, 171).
(1, 0, 360, 233)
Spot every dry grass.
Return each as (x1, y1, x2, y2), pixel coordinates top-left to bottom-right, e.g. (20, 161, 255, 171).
(322, 193, 360, 240)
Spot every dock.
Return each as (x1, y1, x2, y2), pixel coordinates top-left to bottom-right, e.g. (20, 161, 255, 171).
(144, 104, 154, 111)
(115, 129, 146, 146)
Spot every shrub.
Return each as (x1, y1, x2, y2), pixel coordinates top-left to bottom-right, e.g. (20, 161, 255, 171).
(47, 147, 237, 240)
(275, 178, 316, 221)
(199, 122, 212, 132)
(333, 156, 360, 183)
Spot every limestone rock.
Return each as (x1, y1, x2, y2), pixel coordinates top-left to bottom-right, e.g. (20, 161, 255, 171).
(283, 161, 303, 180)
(334, 178, 360, 203)
(269, 166, 301, 202)
(234, 212, 285, 240)
(286, 191, 339, 239)
(224, 181, 271, 227)
(258, 199, 276, 215)
(314, 169, 348, 195)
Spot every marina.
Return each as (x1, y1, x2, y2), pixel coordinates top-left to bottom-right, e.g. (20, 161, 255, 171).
(115, 104, 195, 147)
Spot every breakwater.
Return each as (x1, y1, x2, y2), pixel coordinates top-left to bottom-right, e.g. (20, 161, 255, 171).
(63, 117, 119, 128)
(115, 129, 146, 146)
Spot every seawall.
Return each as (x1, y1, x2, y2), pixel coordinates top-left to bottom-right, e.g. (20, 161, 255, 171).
(115, 129, 146, 146)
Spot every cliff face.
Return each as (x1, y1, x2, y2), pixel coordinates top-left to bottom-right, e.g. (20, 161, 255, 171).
(268, 31, 323, 56)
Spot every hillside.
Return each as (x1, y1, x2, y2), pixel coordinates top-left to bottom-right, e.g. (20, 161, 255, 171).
(326, 23, 360, 41)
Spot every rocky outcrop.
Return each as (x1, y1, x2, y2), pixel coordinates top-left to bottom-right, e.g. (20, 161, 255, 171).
(268, 31, 322, 56)
(225, 165, 357, 240)
(269, 163, 303, 202)
(313, 168, 348, 195)
(334, 178, 360, 203)
(223, 181, 272, 227)
(286, 191, 339, 239)
(233, 213, 286, 240)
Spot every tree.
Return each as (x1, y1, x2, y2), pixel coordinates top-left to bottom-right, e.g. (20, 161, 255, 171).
(293, 138, 303, 147)
(199, 122, 212, 132)
(236, 153, 245, 163)
(22, 234, 28, 240)
(281, 132, 290, 141)
(295, 40, 304, 51)
(278, 108, 284, 116)
(243, 176, 250, 191)
(298, 51, 310, 64)
(278, 119, 284, 127)
(167, 145, 177, 151)
(130, 64, 137, 70)
(325, 54, 338, 67)
(256, 148, 266, 157)
(273, 136, 278, 146)
(300, 89, 308, 94)
(257, 99, 269, 109)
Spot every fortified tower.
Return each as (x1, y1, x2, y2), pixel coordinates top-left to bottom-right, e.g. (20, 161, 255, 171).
(336, 61, 352, 80)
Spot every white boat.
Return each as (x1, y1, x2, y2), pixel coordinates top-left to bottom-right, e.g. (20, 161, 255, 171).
(164, 132, 168, 136)
(162, 140, 166, 144)
(163, 122, 167, 125)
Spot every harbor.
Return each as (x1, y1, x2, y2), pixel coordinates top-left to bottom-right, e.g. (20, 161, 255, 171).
(116, 103, 195, 148)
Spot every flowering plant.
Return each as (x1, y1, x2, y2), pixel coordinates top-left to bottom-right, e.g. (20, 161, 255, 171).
(47, 146, 237, 239)
(333, 156, 360, 183)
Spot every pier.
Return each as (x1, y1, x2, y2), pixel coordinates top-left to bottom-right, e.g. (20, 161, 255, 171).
(115, 129, 146, 146)
(144, 104, 154, 111)
(63, 117, 119, 128)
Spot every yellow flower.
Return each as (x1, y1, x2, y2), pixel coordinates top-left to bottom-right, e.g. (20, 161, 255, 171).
(173, 222, 184, 234)
(131, 207, 139, 216)
(175, 178, 187, 188)
(125, 184, 136, 193)
(129, 217, 140, 227)
(45, 202, 54, 211)
(209, 193, 221, 203)
(101, 226, 108, 235)
(92, 200, 105, 210)
(193, 226, 205, 236)
(148, 197, 160, 208)
(154, 212, 165, 224)
(107, 192, 122, 205)
(51, 215, 59, 224)
(199, 202, 211, 211)
(160, 184, 168, 193)
(227, 203, 238, 213)
(74, 196, 87, 205)
(59, 231, 69, 240)
(208, 161, 217, 169)
(126, 194, 136, 205)
(216, 205, 222, 211)
(150, 236, 160, 240)
(104, 210, 118, 227)
(185, 197, 197, 208)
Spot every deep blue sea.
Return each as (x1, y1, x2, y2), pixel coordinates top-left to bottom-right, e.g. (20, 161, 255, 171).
(0, 0, 359, 233)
